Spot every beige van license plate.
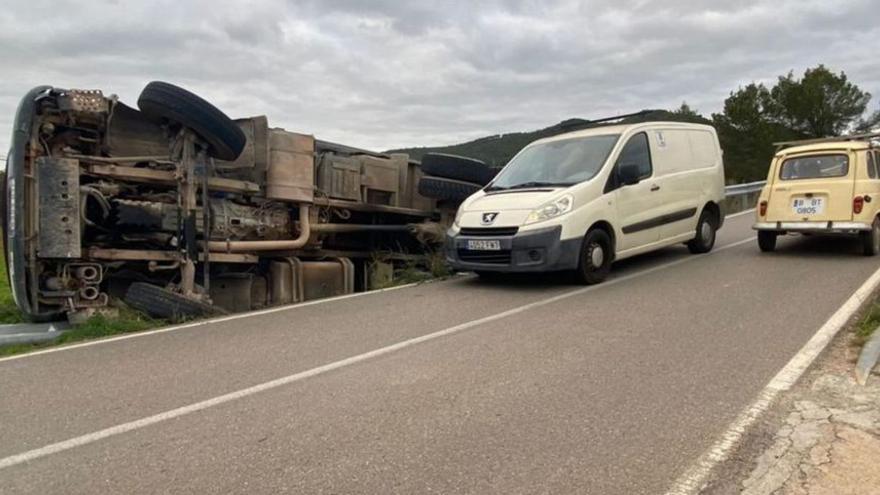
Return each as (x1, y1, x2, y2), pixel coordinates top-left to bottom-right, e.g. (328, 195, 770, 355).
(792, 197, 825, 216)
(467, 240, 501, 251)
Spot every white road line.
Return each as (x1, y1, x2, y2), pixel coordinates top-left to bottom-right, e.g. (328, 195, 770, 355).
(0, 210, 757, 364)
(725, 208, 756, 219)
(0, 281, 420, 363)
(665, 262, 880, 495)
(0, 237, 756, 470)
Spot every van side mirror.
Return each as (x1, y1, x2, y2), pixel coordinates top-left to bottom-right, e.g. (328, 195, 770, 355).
(618, 163, 641, 186)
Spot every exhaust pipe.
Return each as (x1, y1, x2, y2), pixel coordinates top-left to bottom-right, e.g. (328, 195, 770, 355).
(75, 265, 100, 282)
(208, 206, 311, 253)
(79, 286, 100, 301)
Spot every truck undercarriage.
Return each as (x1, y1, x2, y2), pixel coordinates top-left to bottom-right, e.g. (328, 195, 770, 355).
(4, 83, 450, 322)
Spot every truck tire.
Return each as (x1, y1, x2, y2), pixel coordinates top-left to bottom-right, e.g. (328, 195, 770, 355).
(125, 282, 224, 322)
(420, 153, 495, 186)
(418, 176, 482, 203)
(137, 81, 246, 161)
(860, 217, 880, 256)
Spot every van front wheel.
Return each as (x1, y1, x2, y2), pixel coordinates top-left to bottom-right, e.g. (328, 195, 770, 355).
(687, 210, 716, 254)
(576, 229, 612, 285)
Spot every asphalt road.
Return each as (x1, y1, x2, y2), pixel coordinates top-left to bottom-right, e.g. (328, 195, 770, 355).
(2, 212, 879, 494)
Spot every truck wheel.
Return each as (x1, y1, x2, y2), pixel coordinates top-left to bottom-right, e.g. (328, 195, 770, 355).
(125, 282, 225, 322)
(137, 81, 246, 161)
(576, 229, 612, 285)
(687, 209, 716, 254)
(420, 153, 495, 186)
(758, 231, 777, 252)
(860, 217, 880, 256)
(418, 176, 482, 203)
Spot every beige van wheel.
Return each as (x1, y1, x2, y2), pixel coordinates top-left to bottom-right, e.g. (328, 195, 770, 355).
(860, 217, 880, 256)
(576, 229, 612, 285)
(687, 210, 716, 254)
(758, 231, 778, 252)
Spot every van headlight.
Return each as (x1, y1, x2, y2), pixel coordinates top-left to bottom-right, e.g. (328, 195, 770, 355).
(524, 195, 573, 225)
(454, 207, 464, 227)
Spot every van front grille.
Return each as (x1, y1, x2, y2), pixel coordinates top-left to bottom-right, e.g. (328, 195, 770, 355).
(457, 249, 512, 265)
(459, 227, 519, 237)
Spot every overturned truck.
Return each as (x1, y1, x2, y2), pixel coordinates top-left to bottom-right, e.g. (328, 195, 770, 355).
(3, 82, 487, 322)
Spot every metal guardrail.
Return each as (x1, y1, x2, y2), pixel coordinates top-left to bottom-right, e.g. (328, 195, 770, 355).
(725, 180, 766, 197)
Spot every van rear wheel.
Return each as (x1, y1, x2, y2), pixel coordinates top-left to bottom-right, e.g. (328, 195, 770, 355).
(860, 217, 880, 256)
(687, 210, 716, 254)
(575, 229, 612, 285)
(758, 231, 777, 252)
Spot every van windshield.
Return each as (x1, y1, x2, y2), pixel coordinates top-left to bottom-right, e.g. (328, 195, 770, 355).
(779, 154, 849, 180)
(486, 134, 620, 191)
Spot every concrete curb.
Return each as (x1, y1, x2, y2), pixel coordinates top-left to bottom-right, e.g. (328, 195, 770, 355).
(0, 322, 69, 346)
(855, 327, 880, 385)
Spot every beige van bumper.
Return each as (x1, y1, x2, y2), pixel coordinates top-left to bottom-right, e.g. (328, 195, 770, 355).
(753, 221, 872, 233)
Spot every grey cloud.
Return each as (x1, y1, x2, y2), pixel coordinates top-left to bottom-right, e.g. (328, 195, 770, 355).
(1, 0, 879, 155)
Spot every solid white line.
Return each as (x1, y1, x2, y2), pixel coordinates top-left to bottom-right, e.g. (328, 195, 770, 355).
(725, 208, 756, 220)
(664, 262, 880, 495)
(0, 281, 421, 363)
(1, 210, 756, 363)
(0, 237, 755, 470)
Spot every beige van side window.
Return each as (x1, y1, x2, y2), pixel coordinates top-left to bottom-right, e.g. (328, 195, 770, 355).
(617, 132, 652, 180)
(870, 151, 880, 179)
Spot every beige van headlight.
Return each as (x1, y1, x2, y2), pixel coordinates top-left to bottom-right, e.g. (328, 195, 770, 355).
(454, 206, 464, 227)
(524, 194, 573, 225)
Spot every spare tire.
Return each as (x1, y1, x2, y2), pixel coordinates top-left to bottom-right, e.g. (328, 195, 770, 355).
(125, 282, 225, 322)
(137, 81, 246, 161)
(418, 176, 481, 203)
(420, 153, 495, 186)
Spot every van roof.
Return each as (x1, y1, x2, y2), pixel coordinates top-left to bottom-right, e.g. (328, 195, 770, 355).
(776, 140, 874, 157)
(532, 121, 716, 146)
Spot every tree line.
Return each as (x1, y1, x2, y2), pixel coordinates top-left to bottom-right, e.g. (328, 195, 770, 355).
(708, 65, 874, 182)
(390, 64, 877, 184)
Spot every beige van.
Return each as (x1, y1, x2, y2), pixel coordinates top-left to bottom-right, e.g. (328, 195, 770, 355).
(753, 135, 880, 255)
(446, 122, 726, 284)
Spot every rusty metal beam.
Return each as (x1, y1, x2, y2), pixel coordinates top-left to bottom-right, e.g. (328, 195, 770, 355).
(86, 164, 261, 194)
(87, 247, 257, 264)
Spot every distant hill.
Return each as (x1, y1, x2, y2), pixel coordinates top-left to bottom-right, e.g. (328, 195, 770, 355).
(387, 109, 712, 168)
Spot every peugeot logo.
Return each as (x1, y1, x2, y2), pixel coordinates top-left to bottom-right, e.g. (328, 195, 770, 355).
(481, 212, 499, 225)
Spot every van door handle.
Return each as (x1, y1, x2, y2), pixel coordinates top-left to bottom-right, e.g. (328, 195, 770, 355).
(650, 184, 661, 192)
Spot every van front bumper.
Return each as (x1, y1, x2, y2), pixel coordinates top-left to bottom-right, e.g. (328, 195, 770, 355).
(446, 225, 582, 273)
(753, 221, 872, 234)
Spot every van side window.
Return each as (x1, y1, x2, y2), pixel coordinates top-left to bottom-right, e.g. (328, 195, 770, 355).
(616, 132, 652, 180)
(868, 151, 877, 179)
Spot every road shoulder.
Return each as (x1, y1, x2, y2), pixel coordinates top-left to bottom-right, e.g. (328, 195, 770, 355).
(703, 311, 880, 494)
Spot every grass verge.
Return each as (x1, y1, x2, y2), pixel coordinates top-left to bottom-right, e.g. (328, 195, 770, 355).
(373, 250, 452, 289)
(0, 260, 24, 324)
(854, 299, 880, 347)
(0, 304, 163, 357)
(0, 257, 164, 357)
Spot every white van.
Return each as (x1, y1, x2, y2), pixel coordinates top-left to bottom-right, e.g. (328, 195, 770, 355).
(446, 122, 726, 283)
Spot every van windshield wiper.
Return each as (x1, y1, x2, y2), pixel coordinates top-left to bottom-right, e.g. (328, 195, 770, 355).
(486, 181, 572, 192)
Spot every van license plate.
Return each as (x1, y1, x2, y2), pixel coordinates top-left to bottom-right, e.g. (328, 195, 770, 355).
(792, 197, 825, 216)
(467, 240, 501, 251)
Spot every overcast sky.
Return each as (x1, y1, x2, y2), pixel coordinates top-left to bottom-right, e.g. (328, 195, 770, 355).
(1, 0, 879, 155)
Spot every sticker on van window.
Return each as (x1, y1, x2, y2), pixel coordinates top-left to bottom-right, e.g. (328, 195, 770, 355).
(656, 131, 666, 148)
